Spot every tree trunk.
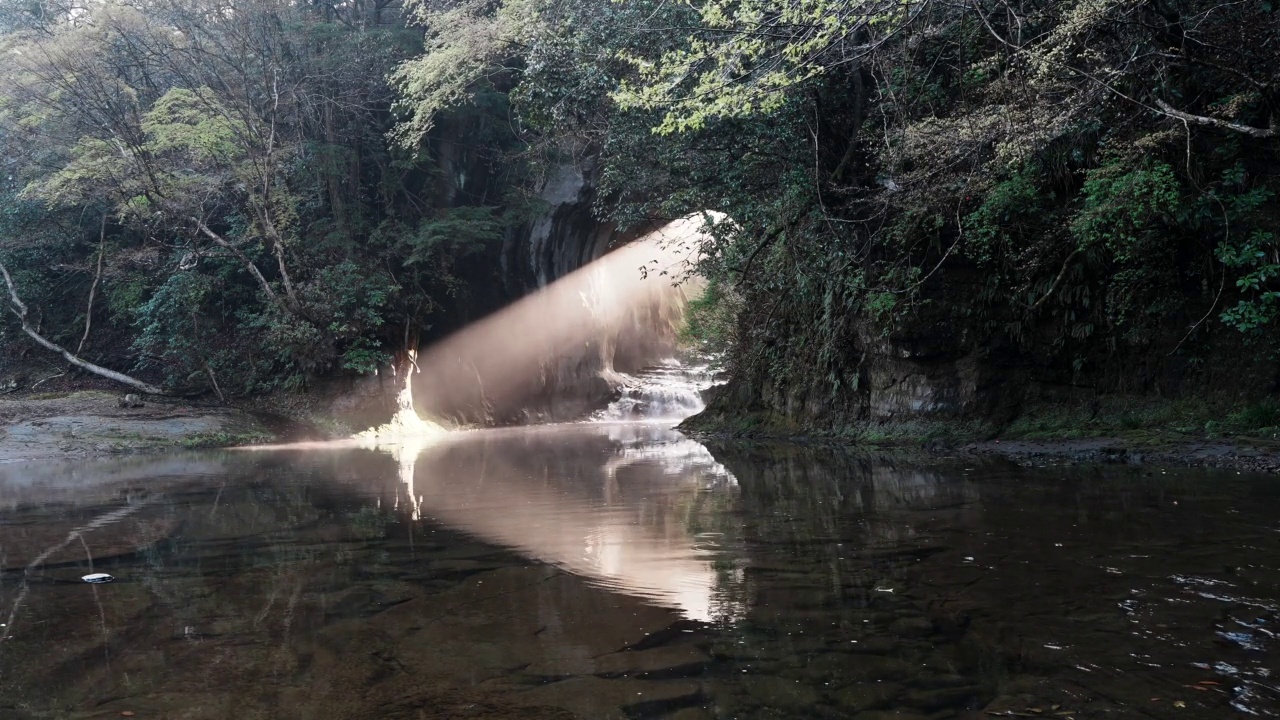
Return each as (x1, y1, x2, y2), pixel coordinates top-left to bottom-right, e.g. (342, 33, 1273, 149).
(77, 214, 108, 355)
(1, 260, 166, 395)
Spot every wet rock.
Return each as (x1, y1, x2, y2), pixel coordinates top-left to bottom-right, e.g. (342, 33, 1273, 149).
(899, 685, 983, 711)
(807, 652, 914, 682)
(519, 677, 700, 719)
(837, 637, 898, 654)
(591, 645, 711, 678)
(666, 707, 714, 720)
(745, 674, 821, 709)
(711, 641, 786, 664)
(833, 681, 902, 712)
(888, 617, 935, 638)
(851, 710, 930, 720)
(911, 671, 967, 686)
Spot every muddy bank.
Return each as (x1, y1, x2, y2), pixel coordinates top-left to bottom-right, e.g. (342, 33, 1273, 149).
(684, 414, 1280, 474)
(0, 391, 273, 464)
(961, 437, 1280, 474)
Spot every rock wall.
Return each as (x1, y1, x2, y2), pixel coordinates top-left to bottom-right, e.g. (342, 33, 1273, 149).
(697, 259, 1278, 436)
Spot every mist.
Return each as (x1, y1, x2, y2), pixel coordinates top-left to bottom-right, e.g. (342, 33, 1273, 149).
(407, 216, 712, 426)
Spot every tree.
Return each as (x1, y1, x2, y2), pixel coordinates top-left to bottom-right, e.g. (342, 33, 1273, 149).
(0, 0, 433, 393)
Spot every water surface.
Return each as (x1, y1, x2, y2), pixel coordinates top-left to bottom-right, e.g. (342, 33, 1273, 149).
(1, 423, 1277, 719)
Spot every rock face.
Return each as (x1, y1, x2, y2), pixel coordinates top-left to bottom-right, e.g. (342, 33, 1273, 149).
(698, 259, 1277, 434)
(705, 298, 1017, 431)
(504, 157, 627, 291)
(393, 153, 690, 427)
(493, 156, 695, 424)
(323, 146, 691, 429)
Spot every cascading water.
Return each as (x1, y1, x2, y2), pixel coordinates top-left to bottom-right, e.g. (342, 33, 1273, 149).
(594, 356, 721, 422)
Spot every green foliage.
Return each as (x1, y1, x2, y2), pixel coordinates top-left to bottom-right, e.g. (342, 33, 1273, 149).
(6, 0, 1280, 415)
(964, 171, 1045, 266)
(680, 279, 740, 356)
(1228, 399, 1280, 432)
(142, 88, 241, 162)
(0, 0, 522, 394)
(1220, 229, 1280, 332)
(614, 0, 903, 134)
(178, 430, 272, 449)
(391, 0, 542, 148)
(1071, 161, 1180, 261)
(406, 206, 504, 265)
(132, 271, 218, 385)
(1212, 169, 1280, 333)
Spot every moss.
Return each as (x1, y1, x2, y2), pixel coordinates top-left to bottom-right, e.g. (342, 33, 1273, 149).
(178, 430, 273, 449)
(1000, 396, 1280, 446)
(684, 394, 1280, 452)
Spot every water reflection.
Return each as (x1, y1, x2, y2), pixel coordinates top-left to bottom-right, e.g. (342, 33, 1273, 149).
(0, 426, 1278, 719)
(372, 424, 742, 622)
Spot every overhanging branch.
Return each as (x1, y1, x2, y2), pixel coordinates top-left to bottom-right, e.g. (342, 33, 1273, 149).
(1, 259, 165, 395)
(1155, 99, 1276, 139)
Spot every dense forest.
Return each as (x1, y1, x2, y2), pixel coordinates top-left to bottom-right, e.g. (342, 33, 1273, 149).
(2, 0, 1278, 431)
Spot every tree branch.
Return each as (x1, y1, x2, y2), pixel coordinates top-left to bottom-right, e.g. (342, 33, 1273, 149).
(1030, 248, 1084, 310)
(191, 217, 289, 310)
(77, 214, 107, 356)
(1154, 99, 1276, 139)
(1, 259, 165, 395)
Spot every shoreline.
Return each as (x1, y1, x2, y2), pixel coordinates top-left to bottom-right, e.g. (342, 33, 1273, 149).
(0, 390, 275, 464)
(681, 413, 1280, 474)
(4, 387, 1279, 475)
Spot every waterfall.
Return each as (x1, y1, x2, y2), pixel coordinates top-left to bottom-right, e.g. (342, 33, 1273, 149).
(594, 356, 720, 422)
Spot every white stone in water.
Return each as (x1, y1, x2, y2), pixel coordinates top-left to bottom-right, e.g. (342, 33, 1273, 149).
(81, 573, 114, 583)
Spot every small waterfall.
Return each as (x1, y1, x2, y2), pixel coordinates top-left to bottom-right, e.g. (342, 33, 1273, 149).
(595, 357, 719, 422)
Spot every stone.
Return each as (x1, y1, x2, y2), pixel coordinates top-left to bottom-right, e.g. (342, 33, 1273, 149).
(833, 682, 902, 712)
(851, 711, 930, 720)
(899, 685, 983, 711)
(888, 617, 935, 638)
(518, 677, 700, 719)
(806, 652, 915, 682)
(667, 708, 714, 720)
(590, 645, 711, 678)
(745, 674, 822, 709)
(837, 637, 898, 654)
(912, 674, 970, 690)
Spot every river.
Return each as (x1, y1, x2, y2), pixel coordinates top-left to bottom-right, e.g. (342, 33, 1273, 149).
(0, 421, 1277, 719)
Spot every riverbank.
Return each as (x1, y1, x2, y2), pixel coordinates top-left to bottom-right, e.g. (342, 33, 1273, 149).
(5, 381, 1280, 475)
(0, 390, 274, 464)
(683, 395, 1280, 474)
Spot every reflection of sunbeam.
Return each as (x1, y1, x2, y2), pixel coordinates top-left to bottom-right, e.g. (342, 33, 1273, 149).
(370, 425, 743, 622)
(601, 434, 735, 482)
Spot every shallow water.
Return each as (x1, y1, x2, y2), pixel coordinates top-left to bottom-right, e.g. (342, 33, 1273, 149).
(1, 423, 1278, 719)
